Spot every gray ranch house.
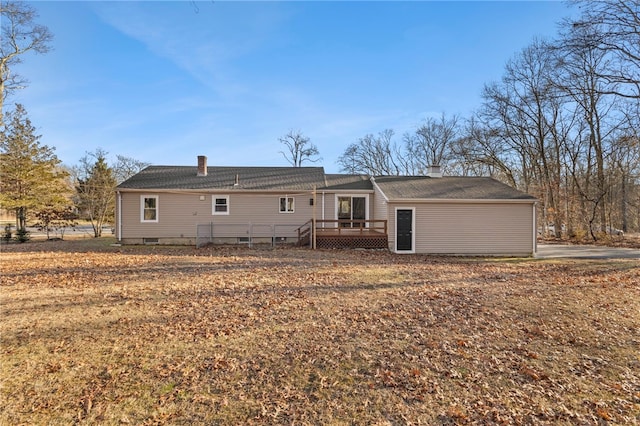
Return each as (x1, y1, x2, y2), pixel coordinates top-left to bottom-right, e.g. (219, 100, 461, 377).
(116, 156, 537, 256)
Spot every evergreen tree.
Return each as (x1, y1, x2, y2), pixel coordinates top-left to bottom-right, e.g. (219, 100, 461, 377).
(75, 151, 117, 237)
(0, 104, 70, 233)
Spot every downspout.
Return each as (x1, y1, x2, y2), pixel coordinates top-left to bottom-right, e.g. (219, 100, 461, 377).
(322, 192, 325, 226)
(117, 191, 122, 242)
(312, 186, 316, 250)
(532, 202, 537, 256)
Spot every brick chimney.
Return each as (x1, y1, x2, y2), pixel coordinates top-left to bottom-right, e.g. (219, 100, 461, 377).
(426, 165, 442, 178)
(197, 155, 207, 177)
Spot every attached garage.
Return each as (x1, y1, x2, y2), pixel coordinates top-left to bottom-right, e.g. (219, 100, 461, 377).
(372, 176, 537, 256)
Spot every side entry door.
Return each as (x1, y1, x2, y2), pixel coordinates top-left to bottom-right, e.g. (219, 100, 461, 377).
(396, 209, 413, 252)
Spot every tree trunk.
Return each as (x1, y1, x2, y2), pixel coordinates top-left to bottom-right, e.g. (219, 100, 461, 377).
(621, 171, 628, 233)
(16, 207, 27, 231)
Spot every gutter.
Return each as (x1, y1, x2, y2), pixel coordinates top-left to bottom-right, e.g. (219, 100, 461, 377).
(532, 201, 538, 255)
(115, 188, 351, 196)
(385, 198, 537, 204)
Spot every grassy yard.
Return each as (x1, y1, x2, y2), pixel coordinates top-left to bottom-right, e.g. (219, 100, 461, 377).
(1, 239, 639, 425)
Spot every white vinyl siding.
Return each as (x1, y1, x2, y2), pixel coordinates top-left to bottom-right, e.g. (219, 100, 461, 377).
(388, 201, 534, 256)
(120, 191, 323, 240)
(119, 190, 376, 244)
(372, 183, 389, 223)
(371, 184, 391, 248)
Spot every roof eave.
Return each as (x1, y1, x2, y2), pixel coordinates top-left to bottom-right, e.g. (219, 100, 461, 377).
(116, 187, 321, 193)
(386, 198, 537, 203)
(370, 177, 390, 202)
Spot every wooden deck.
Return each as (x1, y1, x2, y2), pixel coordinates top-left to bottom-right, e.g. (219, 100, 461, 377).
(298, 220, 388, 249)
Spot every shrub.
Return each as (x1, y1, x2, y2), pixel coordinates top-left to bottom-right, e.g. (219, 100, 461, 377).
(2, 224, 12, 242)
(15, 228, 30, 243)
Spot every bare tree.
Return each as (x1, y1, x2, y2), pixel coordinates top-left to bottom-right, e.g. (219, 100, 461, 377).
(113, 155, 150, 184)
(562, 1, 640, 236)
(404, 113, 460, 174)
(470, 26, 638, 239)
(454, 117, 517, 181)
(556, 18, 630, 239)
(609, 133, 640, 233)
(278, 130, 321, 167)
(0, 1, 53, 122)
(337, 129, 411, 175)
(478, 40, 569, 237)
(73, 150, 148, 237)
(569, 0, 640, 99)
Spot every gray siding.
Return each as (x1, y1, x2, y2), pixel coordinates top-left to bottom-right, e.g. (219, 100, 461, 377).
(117, 190, 374, 244)
(389, 201, 535, 256)
(117, 188, 534, 255)
(315, 191, 337, 223)
(372, 184, 389, 223)
(118, 191, 320, 243)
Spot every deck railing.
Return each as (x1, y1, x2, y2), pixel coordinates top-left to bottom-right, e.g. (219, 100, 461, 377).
(296, 219, 388, 248)
(314, 219, 387, 235)
(296, 220, 313, 247)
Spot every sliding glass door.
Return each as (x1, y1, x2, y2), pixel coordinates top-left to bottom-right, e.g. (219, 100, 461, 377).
(337, 196, 367, 227)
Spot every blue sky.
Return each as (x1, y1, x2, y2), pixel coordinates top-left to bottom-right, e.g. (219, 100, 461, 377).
(15, 1, 575, 173)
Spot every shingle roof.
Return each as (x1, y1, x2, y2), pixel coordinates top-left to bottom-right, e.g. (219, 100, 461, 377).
(118, 164, 534, 201)
(373, 176, 536, 200)
(323, 174, 373, 190)
(117, 166, 327, 191)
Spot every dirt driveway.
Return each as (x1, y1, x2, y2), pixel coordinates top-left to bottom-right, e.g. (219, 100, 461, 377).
(536, 244, 640, 259)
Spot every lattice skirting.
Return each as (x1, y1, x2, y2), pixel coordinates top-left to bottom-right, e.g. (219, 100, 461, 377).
(316, 235, 388, 249)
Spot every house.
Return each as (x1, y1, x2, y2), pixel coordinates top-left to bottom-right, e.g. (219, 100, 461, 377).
(115, 156, 537, 256)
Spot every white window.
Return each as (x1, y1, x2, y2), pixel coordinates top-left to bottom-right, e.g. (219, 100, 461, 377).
(141, 195, 158, 222)
(213, 196, 229, 215)
(279, 196, 294, 213)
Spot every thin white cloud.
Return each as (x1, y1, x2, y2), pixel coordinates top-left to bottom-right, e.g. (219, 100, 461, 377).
(90, 2, 291, 99)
